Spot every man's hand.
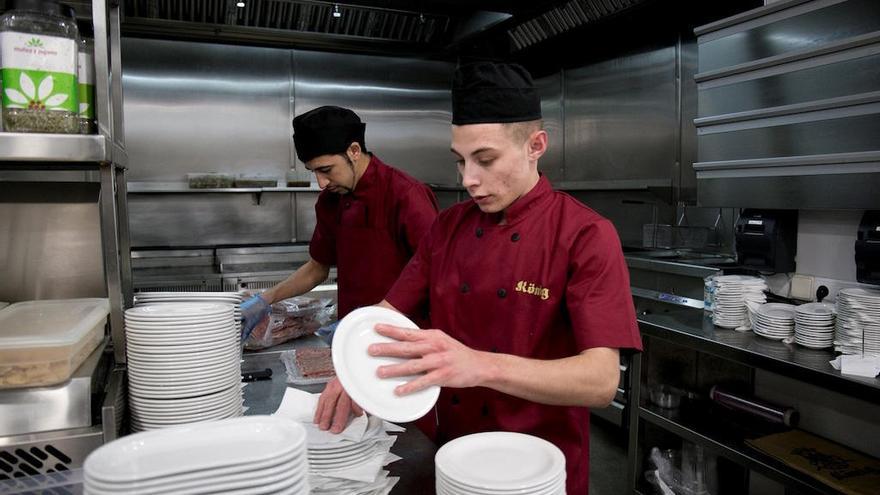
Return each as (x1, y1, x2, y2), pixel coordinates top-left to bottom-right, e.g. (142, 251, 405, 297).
(314, 377, 364, 433)
(240, 295, 270, 340)
(369, 324, 493, 396)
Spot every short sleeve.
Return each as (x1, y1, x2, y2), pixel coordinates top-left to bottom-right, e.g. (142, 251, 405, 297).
(566, 219, 642, 352)
(397, 184, 439, 257)
(308, 194, 337, 266)
(385, 220, 435, 317)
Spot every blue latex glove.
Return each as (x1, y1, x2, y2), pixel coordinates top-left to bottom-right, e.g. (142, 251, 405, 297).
(240, 295, 270, 340)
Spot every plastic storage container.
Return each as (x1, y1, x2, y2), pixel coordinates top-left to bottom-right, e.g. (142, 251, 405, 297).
(234, 174, 278, 188)
(0, 298, 109, 389)
(187, 172, 234, 189)
(0, 0, 80, 134)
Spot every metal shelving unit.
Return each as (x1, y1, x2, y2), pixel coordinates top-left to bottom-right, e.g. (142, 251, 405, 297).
(629, 311, 880, 495)
(0, 0, 131, 479)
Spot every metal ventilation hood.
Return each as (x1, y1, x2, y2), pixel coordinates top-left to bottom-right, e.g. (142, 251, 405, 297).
(111, 0, 645, 56)
(507, 0, 647, 52)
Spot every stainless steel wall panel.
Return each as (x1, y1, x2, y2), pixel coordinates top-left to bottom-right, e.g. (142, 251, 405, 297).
(535, 72, 564, 182)
(697, 112, 880, 162)
(680, 39, 700, 201)
(0, 186, 105, 302)
(563, 47, 677, 182)
(127, 193, 293, 247)
(122, 38, 292, 181)
(292, 50, 455, 185)
(698, 52, 880, 117)
(294, 191, 320, 244)
(698, 0, 880, 73)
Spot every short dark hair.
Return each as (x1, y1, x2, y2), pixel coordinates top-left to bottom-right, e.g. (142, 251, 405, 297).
(503, 119, 543, 144)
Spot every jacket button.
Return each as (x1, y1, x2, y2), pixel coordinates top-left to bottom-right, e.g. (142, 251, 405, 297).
(451, 394, 460, 405)
(476, 227, 483, 238)
(497, 288, 507, 298)
(344, 201, 351, 208)
(481, 404, 489, 417)
(460, 283, 470, 294)
(511, 233, 520, 242)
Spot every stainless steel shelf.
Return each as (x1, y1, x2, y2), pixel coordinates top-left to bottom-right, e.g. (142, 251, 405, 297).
(0, 133, 126, 165)
(637, 311, 880, 404)
(640, 406, 834, 495)
(127, 182, 320, 193)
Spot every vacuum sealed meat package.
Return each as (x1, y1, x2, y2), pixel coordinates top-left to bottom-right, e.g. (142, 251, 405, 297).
(244, 296, 335, 350)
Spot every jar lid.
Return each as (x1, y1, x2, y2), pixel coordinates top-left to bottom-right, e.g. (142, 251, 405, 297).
(8, 0, 68, 18)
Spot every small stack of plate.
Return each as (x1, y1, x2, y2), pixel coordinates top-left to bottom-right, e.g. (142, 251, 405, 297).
(83, 416, 308, 495)
(436, 432, 566, 495)
(835, 288, 880, 356)
(751, 303, 796, 341)
(125, 303, 242, 431)
(712, 275, 767, 329)
(135, 291, 243, 333)
(306, 415, 394, 477)
(794, 302, 836, 349)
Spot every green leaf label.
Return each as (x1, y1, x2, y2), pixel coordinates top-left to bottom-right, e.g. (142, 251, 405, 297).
(78, 83, 95, 118)
(2, 69, 78, 113)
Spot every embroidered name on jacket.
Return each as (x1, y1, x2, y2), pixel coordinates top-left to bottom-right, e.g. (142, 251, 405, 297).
(514, 280, 550, 300)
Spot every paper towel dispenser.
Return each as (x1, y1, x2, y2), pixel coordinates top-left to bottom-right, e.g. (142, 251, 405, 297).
(735, 209, 798, 273)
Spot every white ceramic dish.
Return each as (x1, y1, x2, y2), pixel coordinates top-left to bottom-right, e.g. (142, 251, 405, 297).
(332, 306, 440, 423)
(435, 432, 565, 491)
(84, 416, 306, 483)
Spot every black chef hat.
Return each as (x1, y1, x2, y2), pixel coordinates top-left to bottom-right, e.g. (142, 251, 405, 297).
(452, 62, 542, 125)
(293, 106, 367, 163)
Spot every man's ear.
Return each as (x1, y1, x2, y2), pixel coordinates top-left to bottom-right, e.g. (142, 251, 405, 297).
(527, 130, 548, 161)
(347, 142, 362, 162)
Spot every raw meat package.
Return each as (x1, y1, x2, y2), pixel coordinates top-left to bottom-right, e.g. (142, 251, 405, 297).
(244, 296, 335, 350)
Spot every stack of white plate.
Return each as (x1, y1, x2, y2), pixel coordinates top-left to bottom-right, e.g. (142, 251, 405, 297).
(751, 303, 796, 341)
(835, 288, 880, 356)
(135, 291, 243, 333)
(712, 275, 767, 329)
(435, 432, 566, 495)
(125, 303, 242, 431)
(794, 302, 836, 349)
(83, 416, 308, 495)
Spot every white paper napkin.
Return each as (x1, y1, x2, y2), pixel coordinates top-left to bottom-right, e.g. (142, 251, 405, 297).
(273, 387, 369, 442)
(830, 355, 880, 377)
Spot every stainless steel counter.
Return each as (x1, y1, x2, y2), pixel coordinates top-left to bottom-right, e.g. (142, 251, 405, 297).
(241, 336, 438, 494)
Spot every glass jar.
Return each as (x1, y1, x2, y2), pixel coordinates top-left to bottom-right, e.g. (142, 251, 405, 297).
(77, 35, 95, 133)
(0, 0, 80, 134)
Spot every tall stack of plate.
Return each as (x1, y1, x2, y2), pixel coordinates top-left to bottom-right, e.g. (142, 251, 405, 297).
(712, 275, 767, 329)
(83, 416, 309, 494)
(751, 303, 796, 341)
(835, 288, 880, 356)
(435, 432, 566, 495)
(125, 303, 243, 431)
(794, 302, 836, 349)
(135, 291, 243, 334)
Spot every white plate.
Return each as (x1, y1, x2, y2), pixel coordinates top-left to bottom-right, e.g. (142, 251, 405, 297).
(132, 399, 242, 419)
(435, 432, 565, 491)
(332, 306, 440, 423)
(437, 473, 565, 495)
(126, 302, 233, 317)
(85, 416, 306, 482)
(128, 386, 241, 407)
(127, 339, 237, 355)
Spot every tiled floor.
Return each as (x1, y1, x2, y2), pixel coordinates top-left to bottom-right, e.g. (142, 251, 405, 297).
(589, 417, 629, 495)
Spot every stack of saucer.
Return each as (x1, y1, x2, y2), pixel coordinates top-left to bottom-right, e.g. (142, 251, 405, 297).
(83, 416, 308, 494)
(794, 302, 836, 349)
(712, 275, 767, 329)
(751, 303, 796, 341)
(835, 288, 880, 356)
(436, 432, 566, 495)
(125, 303, 242, 431)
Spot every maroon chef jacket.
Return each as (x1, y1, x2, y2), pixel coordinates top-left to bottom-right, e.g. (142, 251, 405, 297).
(309, 154, 438, 319)
(386, 175, 643, 495)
